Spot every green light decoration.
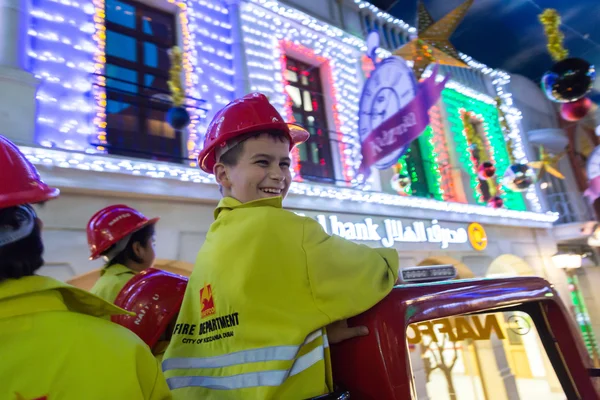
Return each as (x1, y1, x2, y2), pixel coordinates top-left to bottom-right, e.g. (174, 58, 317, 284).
(395, 127, 444, 200)
(442, 88, 526, 211)
(567, 273, 600, 363)
(419, 126, 445, 200)
(395, 156, 412, 196)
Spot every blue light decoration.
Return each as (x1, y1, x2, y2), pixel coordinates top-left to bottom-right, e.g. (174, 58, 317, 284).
(28, 0, 235, 165)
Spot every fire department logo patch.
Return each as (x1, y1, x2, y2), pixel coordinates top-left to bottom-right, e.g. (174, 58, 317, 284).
(200, 283, 216, 318)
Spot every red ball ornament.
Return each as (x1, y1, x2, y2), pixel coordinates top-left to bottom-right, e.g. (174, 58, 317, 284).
(560, 97, 592, 122)
(478, 162, 496, 180)
(488, 196, 503, 208)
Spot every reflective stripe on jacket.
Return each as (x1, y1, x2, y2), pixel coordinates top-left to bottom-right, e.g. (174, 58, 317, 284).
(162, 196, 399, 399)
(0, 275, 172, 400)
(90, 263, 136, 304)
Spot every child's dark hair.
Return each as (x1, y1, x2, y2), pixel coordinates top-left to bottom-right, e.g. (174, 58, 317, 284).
(219, 130, 289, 167)
(0, 207, 44, 281)
(105, 223, 155, 267)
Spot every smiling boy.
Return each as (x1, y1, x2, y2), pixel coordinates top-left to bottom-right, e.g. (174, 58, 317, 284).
(162, 93, 399, 399)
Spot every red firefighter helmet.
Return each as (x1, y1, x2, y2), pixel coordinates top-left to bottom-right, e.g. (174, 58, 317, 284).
(0, 135, 60, 209)
(87, 204, 159, 260)
(197, 92, 310, 173)
(112, 268, 188, 348)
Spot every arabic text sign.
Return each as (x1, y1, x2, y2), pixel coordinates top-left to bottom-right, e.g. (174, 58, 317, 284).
(314, 214, 468, 249)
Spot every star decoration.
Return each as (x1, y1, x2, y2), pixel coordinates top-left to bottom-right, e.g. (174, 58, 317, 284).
(394, 0, 473, 79)
(528, 146, 566, 180)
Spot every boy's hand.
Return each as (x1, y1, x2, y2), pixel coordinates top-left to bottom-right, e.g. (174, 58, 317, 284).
(326, 320, 369, 344)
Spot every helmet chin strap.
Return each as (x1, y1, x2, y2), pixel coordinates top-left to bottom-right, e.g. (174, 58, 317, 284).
(0, 205, 37, 247)
(102, 233, 133, 263)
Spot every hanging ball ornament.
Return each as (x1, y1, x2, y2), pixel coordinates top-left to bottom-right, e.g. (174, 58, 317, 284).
(477, 161, 496, 180)
(502, 163, 536, 192)
(390, 173, 411, 194)
(560, 97, 593, 121)
(166, 106, 191, 130)
(488, 196, 504, 209)
(541, 58, 596, 103)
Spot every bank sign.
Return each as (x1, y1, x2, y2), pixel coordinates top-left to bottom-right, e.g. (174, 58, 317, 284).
(296, 212, 483, 250)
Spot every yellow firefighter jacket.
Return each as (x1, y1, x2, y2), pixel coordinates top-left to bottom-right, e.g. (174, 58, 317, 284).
(162, 196, 399, 399)
(90, 263, 136, 304)
(0, 275, 172, 400)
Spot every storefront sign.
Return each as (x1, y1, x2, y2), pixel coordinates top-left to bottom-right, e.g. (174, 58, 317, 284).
(357, 58, 448, 176)
(407, 315, 506, 344)
(296, 212, 469, 249)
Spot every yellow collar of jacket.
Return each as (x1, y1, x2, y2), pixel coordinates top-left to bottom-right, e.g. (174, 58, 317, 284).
(100, 263, 135, 277)
(0, 275, 134, 320)
(214, 196, 283, 220)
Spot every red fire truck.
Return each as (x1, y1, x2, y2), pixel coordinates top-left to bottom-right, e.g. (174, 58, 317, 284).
(329, 265, 600, 400)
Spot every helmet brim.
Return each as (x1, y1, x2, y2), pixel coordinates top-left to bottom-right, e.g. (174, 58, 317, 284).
(88, 217, 160, 260)
(0, 186, 60, 209)
(199, 122, 311, 174)
(287, 123, 310, 146)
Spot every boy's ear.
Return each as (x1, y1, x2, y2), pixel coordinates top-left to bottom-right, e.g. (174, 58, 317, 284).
(214, 163, 232, 189)
(132, 241, 143, 259)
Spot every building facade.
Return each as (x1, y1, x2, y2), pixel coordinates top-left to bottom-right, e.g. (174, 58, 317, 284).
(0, 0, 591, 397)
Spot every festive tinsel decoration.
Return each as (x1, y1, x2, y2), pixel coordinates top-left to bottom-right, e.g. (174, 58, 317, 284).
(495, 97, 516, 164)
(460, 110, 487, 161)
(168, 46, 185, 107)
(538, 9, 569, 62)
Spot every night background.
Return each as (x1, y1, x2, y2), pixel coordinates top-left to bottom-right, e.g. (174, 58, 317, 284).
(375, 0, 600, 104)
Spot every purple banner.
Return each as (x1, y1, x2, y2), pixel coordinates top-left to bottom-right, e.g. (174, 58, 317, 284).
(358, 64, 450, 177)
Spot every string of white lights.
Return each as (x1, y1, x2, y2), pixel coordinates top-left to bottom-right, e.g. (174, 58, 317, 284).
(460, 53, 542, 213)
(28, 0, 236, 160)
(20, 144, 558, 223)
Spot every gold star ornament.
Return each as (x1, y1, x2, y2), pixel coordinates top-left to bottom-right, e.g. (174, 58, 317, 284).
(528, 146, 566, 180)
(394, 0, 473, 80)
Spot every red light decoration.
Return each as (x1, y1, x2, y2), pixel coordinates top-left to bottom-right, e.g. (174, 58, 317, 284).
(428, 104, 458, 201)
(279, 40, 350, 184)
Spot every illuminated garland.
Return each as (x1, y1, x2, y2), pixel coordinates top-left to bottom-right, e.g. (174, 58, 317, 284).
(459, 110, 484, 203)
(538, 9, 568, 62)
(419, 126, 444, 200)
(241, 4, 356, 183)
(459, 54, 542, 212)
(20, 144, 558, 223)
(444, 88, 526, 211)
(277, 46, 302, 181)
(495, 97, 517, 165)
(460, 110, 488, 163)
(428, 104, 457, 201)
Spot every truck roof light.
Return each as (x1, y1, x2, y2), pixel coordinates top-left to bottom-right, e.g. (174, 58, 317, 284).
(399, 265, 457, 284)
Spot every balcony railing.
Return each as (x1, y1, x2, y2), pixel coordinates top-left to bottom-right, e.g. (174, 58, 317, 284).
(546, 191, 596, 224)
(91, 74, 207, 164)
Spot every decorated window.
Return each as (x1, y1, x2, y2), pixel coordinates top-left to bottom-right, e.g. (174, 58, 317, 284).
(102, 0, 181, 161)
(284, 57, 335, 183)
(443, 88, 526, 211)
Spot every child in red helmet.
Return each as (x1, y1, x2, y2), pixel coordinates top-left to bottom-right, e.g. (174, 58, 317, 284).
(112, 268, 188, 362)
(0, 135, 171, 400)
(162, 93, 399, 399)
(88, 204, 159, 304)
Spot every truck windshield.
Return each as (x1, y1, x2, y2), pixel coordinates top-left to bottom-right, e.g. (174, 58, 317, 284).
(406, 305, 569, 400)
